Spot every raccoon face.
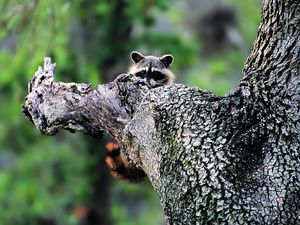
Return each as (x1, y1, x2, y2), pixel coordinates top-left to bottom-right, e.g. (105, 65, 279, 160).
(129, 51, 175, 87)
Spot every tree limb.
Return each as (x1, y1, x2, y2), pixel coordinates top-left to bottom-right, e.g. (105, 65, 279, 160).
(22, 58, 148, 139)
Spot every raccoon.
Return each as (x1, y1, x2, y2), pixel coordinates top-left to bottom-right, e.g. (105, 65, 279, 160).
(128, 51, 175, 88)
(105, 52, 175, 183)
(105, 141, 146, 183)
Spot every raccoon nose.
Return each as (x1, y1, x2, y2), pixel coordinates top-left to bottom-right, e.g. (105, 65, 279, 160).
(149, 78, 157, 87)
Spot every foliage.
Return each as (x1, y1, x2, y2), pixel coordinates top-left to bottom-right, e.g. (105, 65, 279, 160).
(0, 0, 260, 224)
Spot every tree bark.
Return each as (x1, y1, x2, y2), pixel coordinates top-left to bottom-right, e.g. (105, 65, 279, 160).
(22, 0, 300, 224)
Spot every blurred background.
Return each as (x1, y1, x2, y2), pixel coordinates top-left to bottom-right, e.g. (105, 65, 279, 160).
(0, 0, 261, 224)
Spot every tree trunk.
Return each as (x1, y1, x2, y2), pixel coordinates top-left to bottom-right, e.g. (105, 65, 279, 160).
(22, 0, 300, 224)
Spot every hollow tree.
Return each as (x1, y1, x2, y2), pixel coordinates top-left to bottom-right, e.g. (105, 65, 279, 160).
(22, 0, 300, 224)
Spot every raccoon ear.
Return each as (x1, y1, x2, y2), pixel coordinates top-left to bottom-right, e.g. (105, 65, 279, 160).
(160, 54, 174, 67)
(131, 51, 145, 63)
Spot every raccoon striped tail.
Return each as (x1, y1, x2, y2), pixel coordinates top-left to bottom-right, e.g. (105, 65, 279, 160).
(105, 141, 147, 182)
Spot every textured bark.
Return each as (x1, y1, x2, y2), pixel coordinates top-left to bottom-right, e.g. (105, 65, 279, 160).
(22, 0, 300, 224)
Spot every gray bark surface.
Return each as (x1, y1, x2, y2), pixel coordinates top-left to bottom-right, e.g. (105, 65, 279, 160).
(22, 0, 300, 224)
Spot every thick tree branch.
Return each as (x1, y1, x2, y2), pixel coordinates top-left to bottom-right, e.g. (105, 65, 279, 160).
(22, 58, 148, 139)
(243, 0, 300, 76)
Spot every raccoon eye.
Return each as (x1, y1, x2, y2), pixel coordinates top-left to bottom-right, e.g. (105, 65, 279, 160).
(150, 71, 166, 80)
(136, 70, 146, 78)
